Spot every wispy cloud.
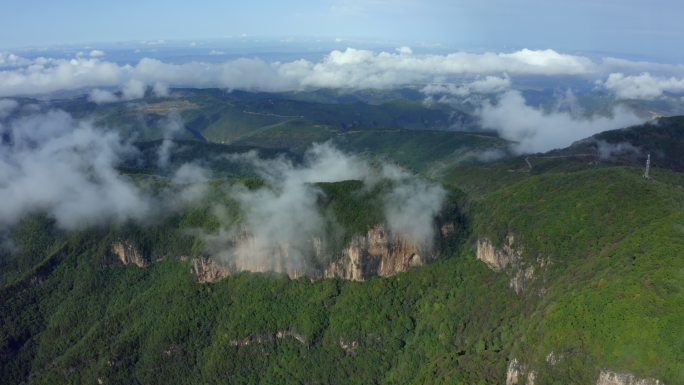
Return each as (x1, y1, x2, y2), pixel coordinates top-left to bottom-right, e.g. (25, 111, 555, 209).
(477, 90, 645, 153)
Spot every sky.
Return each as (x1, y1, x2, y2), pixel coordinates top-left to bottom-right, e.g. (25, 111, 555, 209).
(1, 0, 683, 61)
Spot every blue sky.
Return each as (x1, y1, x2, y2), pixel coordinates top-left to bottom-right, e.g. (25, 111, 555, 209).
(1, 0, 682, 61)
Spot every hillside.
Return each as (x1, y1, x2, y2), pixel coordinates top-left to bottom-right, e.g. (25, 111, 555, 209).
(1, 95, 683, 384)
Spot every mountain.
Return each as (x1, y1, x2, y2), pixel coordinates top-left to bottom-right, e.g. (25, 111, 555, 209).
(1, 94, 683, 385)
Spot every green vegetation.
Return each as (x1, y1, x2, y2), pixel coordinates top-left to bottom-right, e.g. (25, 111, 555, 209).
(2, 93, 683, 384)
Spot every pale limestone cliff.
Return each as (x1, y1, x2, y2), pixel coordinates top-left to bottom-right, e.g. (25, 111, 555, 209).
(323, 224, 429, 281)
(476, 234, 547, 294)
(225, 228, 309, 279)
(200, 223, 437, 283)
(476, 234, 521, 271)
(111, 240, 147, 268)
(596, 370, 664, 385)
(192, 257, 230, 283)
(506, 358, 536, 385)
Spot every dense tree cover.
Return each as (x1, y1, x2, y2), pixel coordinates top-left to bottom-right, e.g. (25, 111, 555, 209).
(2, 165, 682, 384)
(2, 94, 684, 384)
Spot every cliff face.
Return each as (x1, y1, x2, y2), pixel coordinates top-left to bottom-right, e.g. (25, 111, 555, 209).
(506, 358, 536, 385)
(323, 224, 428, 281)
(192, 257, 230, 283)
(112, 222, 450, 283)
(200, 222, 446, 283)
(596, 371, 664, 385)
(111, 240, 147, 268)
(476, 235, 521, 272)
(476, 234, 546, 295)
(504, 359, 664, 385)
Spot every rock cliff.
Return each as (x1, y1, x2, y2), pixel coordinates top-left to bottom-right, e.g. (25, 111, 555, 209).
(198, 222, 446, 282)
(596, 370, 664, 385)
(192, 257, 230, 283)
(476, 234, 547, 294)
(506, 358, 536, 385)
(323, 224, 428, 281)
(111, 240, 147, 268)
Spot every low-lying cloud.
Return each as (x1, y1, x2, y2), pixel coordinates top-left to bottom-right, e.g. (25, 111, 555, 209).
(0, 110, 151, 229)
(203, 142, 446, 272)
(602, 72, 684, 99)
(478, 90, 646, 153)
(0, 108, 214, 230)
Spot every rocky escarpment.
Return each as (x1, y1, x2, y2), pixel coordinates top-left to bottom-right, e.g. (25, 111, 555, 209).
(192, 257, 230, 283)
(111, 240, 147, 268)
(476, 234, 547, 294)
(113, 222, 452, 283)
(199, 223, 447, 283)
(596, 370, 664, 385)
(504, 358, 664, 385)
(323, 224, 429, 281)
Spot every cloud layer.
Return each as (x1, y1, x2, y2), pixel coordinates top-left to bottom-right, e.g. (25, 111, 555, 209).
(3, 47, 678, 99)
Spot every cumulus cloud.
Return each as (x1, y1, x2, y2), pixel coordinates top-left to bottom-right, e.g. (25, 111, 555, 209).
(478, 90, 646, 153)
(0, 52, 30, 68)
(602, 72, 684, 99)
(203, 142, 446, 273)
(89, 50, 105, 58)
(0, 47, 601, 98)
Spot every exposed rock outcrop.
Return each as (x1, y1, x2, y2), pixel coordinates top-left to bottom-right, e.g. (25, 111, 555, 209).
(196, 223, 438, 283)
(323, 224, 428, 281)
(192, 257, 230, 283)
(476, 234, 548, 294)
(506, 358, 536, 385)
(477, 234, 521, 271)
(339, 339, 360, 356)
(596, 370, 664, 385)
(111, 240, 147, 268)
(229, 329, 307, 348)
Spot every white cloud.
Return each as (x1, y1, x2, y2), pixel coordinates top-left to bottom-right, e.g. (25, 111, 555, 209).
(0, 52, 30, 68)
(121, 79, 146, 100)
(206, 142, 446, 272)
(88, 88, 119, 104)
(422, 75, 511, 98)
(208, 49, 225, 56)
(89, 50, 105, 58)
(1, 47, 684, 99)
(478, 90, 645, 153)
(602, 72, 684, 99)
(0, 48, 601, 98)
(0, 110, 151, 229)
